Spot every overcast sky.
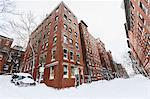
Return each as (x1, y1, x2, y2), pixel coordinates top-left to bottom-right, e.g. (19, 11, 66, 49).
(0, 0, 132, 72)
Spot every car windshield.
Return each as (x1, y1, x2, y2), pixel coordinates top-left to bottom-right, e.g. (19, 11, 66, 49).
(17, 76, 25, 80)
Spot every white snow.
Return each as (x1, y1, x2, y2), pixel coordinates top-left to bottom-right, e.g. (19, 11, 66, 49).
(0, 74, 150, 99)
(21, 78, 35, 83)
(13, 73, 32, 77)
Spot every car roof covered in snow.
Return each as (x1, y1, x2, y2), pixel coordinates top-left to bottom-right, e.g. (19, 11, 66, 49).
(14, 73, 32, 77)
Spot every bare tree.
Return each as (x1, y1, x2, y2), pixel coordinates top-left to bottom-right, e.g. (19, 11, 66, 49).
(0, 0, 15, 13)
(5, 11, 38, 74)
(122, 52, 132, 67)
(0, 0, 18, 35)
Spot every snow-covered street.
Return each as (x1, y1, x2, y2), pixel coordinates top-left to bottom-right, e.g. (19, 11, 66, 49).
(0, 75, 150, 99)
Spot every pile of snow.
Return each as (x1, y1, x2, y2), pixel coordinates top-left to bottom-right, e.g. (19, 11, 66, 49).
(0, 74, 150, 99)
(13, 73, 32, 77)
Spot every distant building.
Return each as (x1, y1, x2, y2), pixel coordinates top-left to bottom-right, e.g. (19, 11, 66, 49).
(79, 20, 103, 82)
(124, 0, 150, 76)
(113, 62, 129, 78)
(0, 35, 24, 74)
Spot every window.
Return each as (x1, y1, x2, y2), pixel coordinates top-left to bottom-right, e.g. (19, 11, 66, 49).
(71, 66, 75, 78)
(74, 23, 76, 27)
(49, 66, 54, 79)
(64, 24, 67, 30)
(56, 8, 59, 13)
(63, 49, 68, 59)
(68, 19, 72, 23)
(68, 11, 71, 15)
(55, 16, 59, 21)
(46, 42, 49, 48)
(64, 7, 67, 12)
(139, 2, 148, 14)
(54, 25, 57, 32)
(63, 65, 68, 78)
(75, 32, 78, 37)
(76, 54, 80, 63)
(69, 28, 72, 33)
(63, 35, 68, 43)
(42, 44, 45, 49)
(69, 38, 73, 44)
(52, 50, 56, 60)
(53, 36, 57, 44)
(64, 14, 67, 20)
(48, 22, 51, 26)
(75, 42, 79, 49)
(70, 51, 74, 60)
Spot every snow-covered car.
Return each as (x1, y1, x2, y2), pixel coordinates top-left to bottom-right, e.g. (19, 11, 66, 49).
(11, 73, 36, 87)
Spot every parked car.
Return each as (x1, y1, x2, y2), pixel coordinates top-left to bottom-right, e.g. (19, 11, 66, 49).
(11, 73, 36, 87)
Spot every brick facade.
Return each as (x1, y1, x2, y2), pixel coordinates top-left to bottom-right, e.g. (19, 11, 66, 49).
(0, 35, 24, 74)
(124, 0, 150, 76)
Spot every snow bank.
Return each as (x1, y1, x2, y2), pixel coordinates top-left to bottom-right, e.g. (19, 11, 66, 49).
(0, 74, 150, 99)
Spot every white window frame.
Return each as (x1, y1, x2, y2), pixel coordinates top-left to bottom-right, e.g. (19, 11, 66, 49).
(75, 42, 79, 49)
(53, 36, 57, 44)
(64, 24, 67, 30)
(69, 28, 72, 33)
(63, 35, 68, 44)
(69, 38, 73, 44)
(54, 25, 57, 32)
(55, 16, 59, 21)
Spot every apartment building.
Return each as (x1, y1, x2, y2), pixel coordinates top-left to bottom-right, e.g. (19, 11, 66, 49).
(22, 2, 84, 88)
(79, 21, 103, 82)
(0, 35, 24, 74)
(124, 0, 150, 76)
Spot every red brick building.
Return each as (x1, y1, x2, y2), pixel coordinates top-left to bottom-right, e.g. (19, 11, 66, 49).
(0, 35, 13, 73)
(124, 0, 150, 76)
(22, 2, 84, 88)
(79, 21, 103, 82)
(0, 35, 24, 74)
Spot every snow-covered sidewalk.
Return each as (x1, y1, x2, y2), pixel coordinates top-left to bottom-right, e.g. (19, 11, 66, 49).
(0, 75, 150, 99)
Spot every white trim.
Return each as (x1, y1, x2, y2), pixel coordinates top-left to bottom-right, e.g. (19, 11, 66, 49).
(46, 61, 59, 67)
